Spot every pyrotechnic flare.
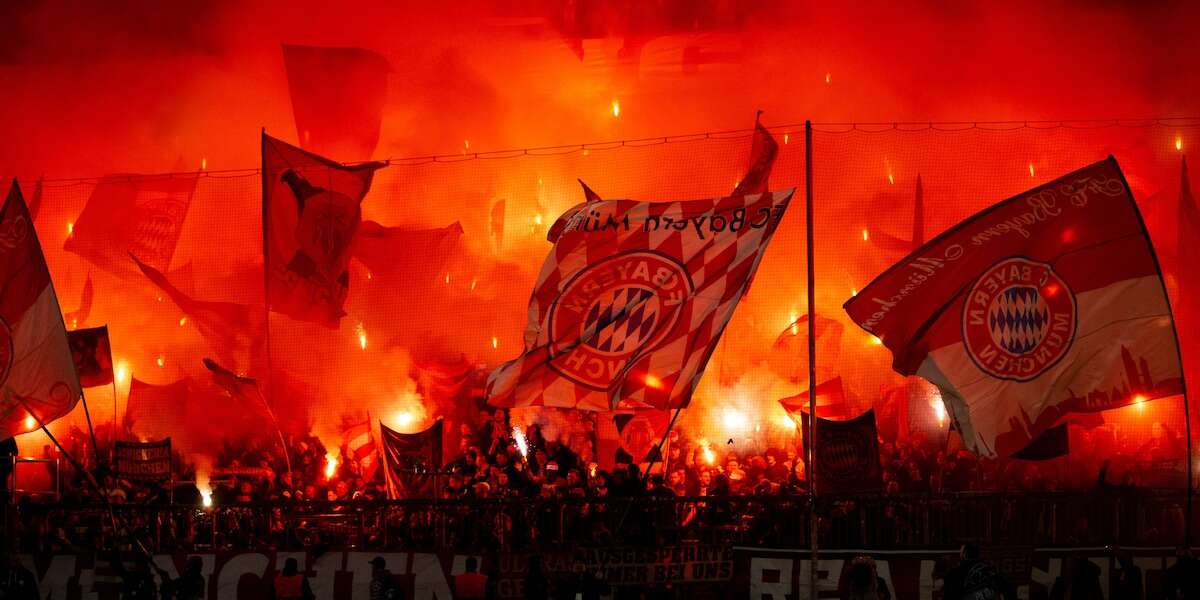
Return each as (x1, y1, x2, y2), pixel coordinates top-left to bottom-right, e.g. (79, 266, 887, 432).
(512, 426, 528, 458)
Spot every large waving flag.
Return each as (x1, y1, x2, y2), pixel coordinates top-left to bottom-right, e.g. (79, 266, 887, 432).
(488, 189, 793, 410)
(381, 420, 443, 499)
(282, 44, 390, 161)
(263, 133, 385, 328)
(64, 173, 198, 277)
(731, 116, 779, 196)
(132, 255, 264, 369)
(844, 158, 1183, 457)
(350, 220, 463, 284)
(0, 181, 82, 438)
(66, 326, 113, 388)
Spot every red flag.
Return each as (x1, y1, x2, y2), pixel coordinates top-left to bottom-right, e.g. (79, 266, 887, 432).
(490, 199, 506, 253)
(28, 176, 43, 222)
(124, 377, 191, 438)
(769, 313, 845, 383)
(488, 189, 794, 410)
(778, 376, 849, 419)
(63, 273, 94, 330)
(380, 419, 443, 499)
(351, 220, 463, 284)
(64, 174, 198, 277)
(263, 133, 385, 328)
(844, 158, 1183, 458)
(869, 174, 925, 253)
(282, 44, 390, 161)
(413, 353, 475, 404)
(800, 409, 882, 493)
(731, 117, 779, 196)
(0, 181, 82, 438)
(202, 357, 262, 403)
(341, 419, 379, 481)
(595, 409, 672, 470)
(67, 326, 113, 388)
(132, 254, 264, 369)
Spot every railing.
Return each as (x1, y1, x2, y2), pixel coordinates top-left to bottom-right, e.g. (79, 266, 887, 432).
(6, 491, 1196, 554)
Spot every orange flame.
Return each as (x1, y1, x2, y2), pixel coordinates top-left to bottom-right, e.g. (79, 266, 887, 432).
(644, 373, 663, 389)
(861, 229, 870, 241)
(1029, 163, 1036, 178)
(491, 336, 498, 349)
(611, 99, 620, 117)
(356, 322, 367, 351)
(156, 355, 165, 368)
(179, 316, 187, 327)
(24, 415, 35, 430)
(201, 157, 207, 171)
(1177, 136, 1184, 152)
(324, 454, 338, 480)
(67, 222, 74, 236)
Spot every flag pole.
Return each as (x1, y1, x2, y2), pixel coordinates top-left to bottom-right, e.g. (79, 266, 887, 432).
(260, 129, 288, 492)
(1179, 154, 1194, 544)
(804, 120, 820, 596)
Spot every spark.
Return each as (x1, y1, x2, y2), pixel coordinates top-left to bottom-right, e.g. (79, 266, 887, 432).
(789, 310, 799, 335)
(71, 318, 77, 330)
(702, 444, 715, 465)
(24, 415, 35, 430)
(179, 316, 187, 327)
(67, 222, 74, 236)
(116, 361, 129, 383)
(582, 148, 589, 156)
(470, 277, 477, 291)
(870, 335, 883, 346)
(201, 157, 207, 171)
(611, 99, 620, 117)
(933, 401, 946, 425)
(356, 322, 367, 351)
(851, 288, 858, 297)
(784, 133, 789, 145)
(156, 295, 163, 303)
(1134, 394, 1148, 412)
(366, 271, 373, 281)
(492, 336, 498, 349)
(1029, 163, 1036, 178)
(444, 272, 450, 285)
(200, 488, 213, 508)
(861, 229, 870, 242)
(324, 454, 338, 480)
(887, 173, 894, 185)
(512, 426, 529, 457)
(534, 213, 543, 226)
(825, 73, 831, 84)
(464, 139, 470, 151)
(1177, 136, 1184, 152)
(156, 355, 165, 368)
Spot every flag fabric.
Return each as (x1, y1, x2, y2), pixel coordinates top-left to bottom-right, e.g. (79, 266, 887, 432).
(731, 119, 779, 196)
(1010, 424, 1069, 460)
(281, 44, 390, 161)
(350, 220, 463, 284)
(380, 420, 443, 499)
(490, 199, 506, 253)
(64, 174, 198, 277)
(844, 157, 1183, 458)
(1176, 156, 1199, 391)
(263, 133, 385, 328)
(341, 420, 379, 481)
(132, 255, 264, 369)
(488, 188, 793, 411)
(0, 181, 82, 439)
(413, 354, 476, 404)
(63, 273, 94, 329)
(124, 377, 191, 437)
(800, 409, 882, 494)
(203, 357, 261, 403)
(28, 177, 42, 222)
(595, 409, 672, 470)
(870, 174, 925, 253)
(66, 326, 113, 388)
(778, 376, 850, 419)
(113, 439, 172, 481)
(769, 313, 845, 383)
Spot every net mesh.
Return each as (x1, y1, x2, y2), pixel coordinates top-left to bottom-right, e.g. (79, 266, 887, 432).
(10, 120, 1200, 490)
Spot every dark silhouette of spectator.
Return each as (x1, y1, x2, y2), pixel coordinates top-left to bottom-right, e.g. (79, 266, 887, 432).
(369, 556, 399, 600)
(1049, 557, 1103, 600)
(579, 570, 610, 600)
(842, 558, 879, 600)
(523, 555, 548, 600)
(273, 557, 314, 600)
(1111, 551, 1143, 600)
(454, 556, 487, 599)
(0, 553, 38, 599)
(174, 556, 206, 600)
(943, 544, 1014, 600)
(1163, 548, 1200, 600)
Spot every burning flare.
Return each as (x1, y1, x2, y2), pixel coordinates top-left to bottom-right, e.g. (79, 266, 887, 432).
(611, 99, 620, 117)
(1029, 163, 1036, 178)
(512, 426, 529, 458)
(156, 355, 165, 368)
(861, 229, 870, 242)
(1177, 136, 1184, 152)
(356, 322, 367, 351)
(324, 453, 338, 480)
(24, 415, 35, 430)
(492, 336, 498, 349)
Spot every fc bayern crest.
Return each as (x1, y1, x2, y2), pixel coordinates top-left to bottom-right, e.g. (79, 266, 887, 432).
(962, 257, 1077, 382)
(548, 251, 693, 390)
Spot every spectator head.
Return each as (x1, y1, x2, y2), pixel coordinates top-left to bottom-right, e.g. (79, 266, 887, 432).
(186, 556, 203, 575)
(960, 543, 980, 561)
(846, 558, 877, 600)
(282, 557, 299, 576)
(465, 556, 479, 573)
(370, 556, 387, 573)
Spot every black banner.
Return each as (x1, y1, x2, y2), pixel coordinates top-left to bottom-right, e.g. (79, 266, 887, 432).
(114, 438, 172, 481)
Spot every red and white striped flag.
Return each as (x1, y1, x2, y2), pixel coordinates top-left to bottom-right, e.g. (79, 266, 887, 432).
(844, 158, 1183, 457)
(0, 181, 82, 438)
(488, 188, 793, 410)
